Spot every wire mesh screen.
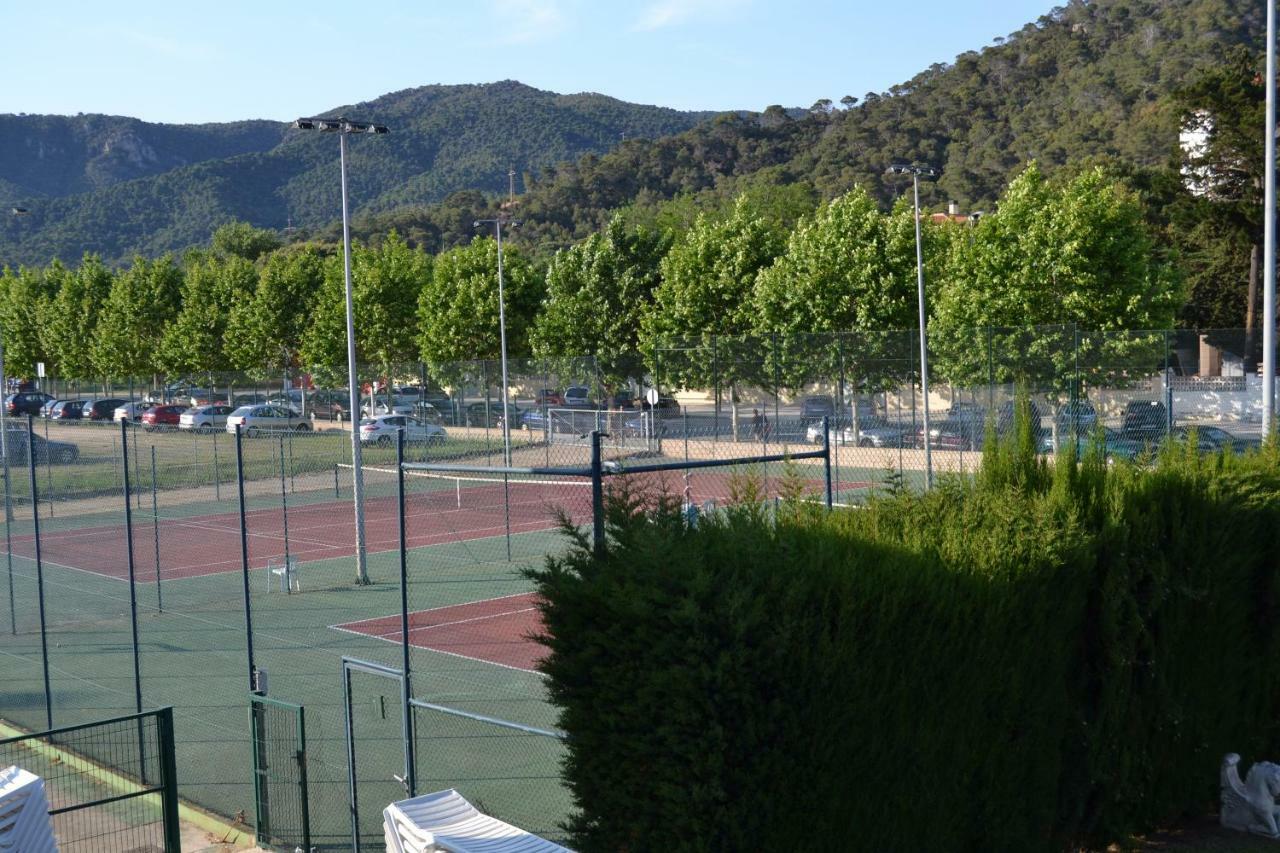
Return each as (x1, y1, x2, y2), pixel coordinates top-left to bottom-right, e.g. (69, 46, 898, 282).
(0, 708, 177, 852)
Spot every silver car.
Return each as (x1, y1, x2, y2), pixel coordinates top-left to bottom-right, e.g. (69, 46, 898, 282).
(180, 404, 235, 433)
(358, 415, 447, 446)
(225, 405, 312, 436)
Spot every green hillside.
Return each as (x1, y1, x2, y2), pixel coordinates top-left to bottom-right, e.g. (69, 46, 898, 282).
(0, 81, 715, 267)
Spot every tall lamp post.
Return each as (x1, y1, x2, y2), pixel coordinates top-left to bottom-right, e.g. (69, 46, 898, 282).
(887, 163, 939, 489)
(1265, 0, 1276, 436)
(474, 217, 518, 466)
(292, 116, 388, 584)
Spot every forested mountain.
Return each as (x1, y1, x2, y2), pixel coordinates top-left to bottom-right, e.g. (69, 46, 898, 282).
(0, 81, 715, 267)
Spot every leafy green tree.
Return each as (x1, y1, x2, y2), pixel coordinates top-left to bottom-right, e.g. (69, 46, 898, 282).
(754, 189, 922, 387)
(641, 196, 785, 426)
(416, 237, 542, 379)
(158, 253, 256, 375)
(930, 163, 1183, 392)
(90, 256, 183, 379)
(211, 220, 282, 262)
(530, 216, 670, 384)
(41, 255, 113, 380)
(0, 265, 56, 379)
(226, 245, 327, 374)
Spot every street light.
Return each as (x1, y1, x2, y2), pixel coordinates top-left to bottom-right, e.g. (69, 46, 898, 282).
(291, 116, 389, 584)
(887, 163, 939, 489)
(473, 217, 519, 466)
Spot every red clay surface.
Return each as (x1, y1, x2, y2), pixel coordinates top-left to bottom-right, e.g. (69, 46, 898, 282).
(333, 593, 545, 672)
(10, 482, 591, 582)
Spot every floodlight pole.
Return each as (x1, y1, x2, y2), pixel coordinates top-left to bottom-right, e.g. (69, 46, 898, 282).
(1265, 0, 1276, 436)
(475, 217, 516, 466)
(889, 163, 938, 489)
(293, 116, 388, 585)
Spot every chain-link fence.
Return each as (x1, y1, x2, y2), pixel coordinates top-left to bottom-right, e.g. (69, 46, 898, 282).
(0, 328, 1273, 849)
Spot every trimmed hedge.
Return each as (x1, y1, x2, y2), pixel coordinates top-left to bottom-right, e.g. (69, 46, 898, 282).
(528, 432, 1280, 851)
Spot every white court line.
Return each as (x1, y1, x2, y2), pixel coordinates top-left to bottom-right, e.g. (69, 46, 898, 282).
(328, 623, 545, 676)
(334, 592, 535, 630)
(344, 607, 538, 640)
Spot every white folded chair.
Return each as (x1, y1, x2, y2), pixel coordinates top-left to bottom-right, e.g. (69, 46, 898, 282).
(0, 765, 58, 853)
(383, 788, 570, 853)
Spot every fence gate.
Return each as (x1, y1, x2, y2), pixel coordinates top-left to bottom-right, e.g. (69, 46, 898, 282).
(342, 657, 415, 852)
(249, 695, 311, 852)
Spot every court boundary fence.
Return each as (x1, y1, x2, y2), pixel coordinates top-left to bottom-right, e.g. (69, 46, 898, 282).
(0, 707, 180, 852)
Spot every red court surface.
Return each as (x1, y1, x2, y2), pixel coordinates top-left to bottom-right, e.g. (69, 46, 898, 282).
(10, 482, 591, 582)
(332, 593, 545, 673)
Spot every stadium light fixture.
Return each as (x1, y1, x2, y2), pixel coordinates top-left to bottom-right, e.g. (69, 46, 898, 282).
(887, 162, 940, 489)
(291, 116, 389, 585)
(474, 217, 520, 466)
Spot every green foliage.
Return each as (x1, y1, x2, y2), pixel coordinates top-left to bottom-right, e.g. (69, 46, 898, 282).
(89, 255, 182, 378)
(40, 255, 113, 379)
(0, 265, 56, 377)
(530, 439, 1280, 851)
(530, 216, 670, 383)
(416, 236, 543, 378)
(210, 220, 282, 262)
(158, 253, 256, 375)
(226, 244, 328, 372)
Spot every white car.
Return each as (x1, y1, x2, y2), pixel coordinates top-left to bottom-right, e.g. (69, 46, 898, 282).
(180, 404, 235, 433)
(563, 386, 593, 408)
(361, 400, 415, 417)
(358, 415, 447, 446)
(113, 401, 153, 422)
(225, 405, 312, 436)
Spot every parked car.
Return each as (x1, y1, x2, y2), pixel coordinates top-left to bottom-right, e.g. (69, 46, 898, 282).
(84, 399, 128, 421)
(1193, 425, 1262, 454)
(994, 400, 1045, 433)
(113, 401, 153, 422)
(519, 408, 549, 432)
(563, 386, 594, 408)
(5, 392, 54, 416)
(918, 416, 983, 451)
(412, 401, 443, 425)
(638, 394, 681, 415)
(1039, 426, 1142, 461)
(807, 417, 911, 448)
(1121, 400, 1169, 441)
(309, 390, 350, 421)
(141, 404, 189, 431)
(179, 404, 234, 433)
(464, 401, 520, 427)
(232, 393, 271, 408)
(3, 426, 79, 464)
(49, 400, 85, 421)
(1054, 401, 1098, 436)
(225, 405, 312, 436)
(358, 415, 447, 446)
(362, 399, 415, 418)
(535, 389, 564, 406)
(38, 398, 60, 418)
(800, 395, 836, 421)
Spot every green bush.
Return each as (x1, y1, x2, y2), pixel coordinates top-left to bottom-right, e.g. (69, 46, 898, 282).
(528, 430, 1280, 851)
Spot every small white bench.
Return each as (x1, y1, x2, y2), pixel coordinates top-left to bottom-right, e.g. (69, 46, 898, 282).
(266, 556, 299, 593)
(383, 788, 571, 853)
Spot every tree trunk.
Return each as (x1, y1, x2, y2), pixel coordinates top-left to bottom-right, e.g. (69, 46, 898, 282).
(1246, 242, 1260, 373)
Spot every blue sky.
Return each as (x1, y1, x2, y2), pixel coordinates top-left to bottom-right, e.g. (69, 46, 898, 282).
(7, 0, 1056, 123)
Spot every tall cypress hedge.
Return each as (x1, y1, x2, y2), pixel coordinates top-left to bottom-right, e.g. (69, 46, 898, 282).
(528, 435, 1280, 852)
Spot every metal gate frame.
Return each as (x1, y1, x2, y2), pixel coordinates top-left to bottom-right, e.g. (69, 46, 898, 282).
(341, 656, 415, 852)
(249, 694, 311, 852)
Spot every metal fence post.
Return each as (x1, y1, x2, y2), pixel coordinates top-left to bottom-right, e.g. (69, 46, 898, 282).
(279, 434, 292, 576)
(150, 446, 162, 613)
(590, 430, 605, 554)
(26, 415, 52, 730)
(119, 421, 144, 724)
(158, 706, 182, 853)
(396, 428, 416, 798)
(235, 425, 258, 694)
(823, 415, 833, 510)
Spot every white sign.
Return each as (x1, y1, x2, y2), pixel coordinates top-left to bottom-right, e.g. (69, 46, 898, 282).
(35, 362, 44, 378)
(645, 388, 659, 406)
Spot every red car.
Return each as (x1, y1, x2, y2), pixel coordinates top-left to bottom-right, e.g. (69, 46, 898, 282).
(535, 389, 564, 406)
(141, 404, 189, 431)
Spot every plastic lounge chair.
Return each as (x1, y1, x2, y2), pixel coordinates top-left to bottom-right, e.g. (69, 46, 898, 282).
(383, 788, 571, 853)
(0, 765, 58, 853)
(266, 556, 299, 593)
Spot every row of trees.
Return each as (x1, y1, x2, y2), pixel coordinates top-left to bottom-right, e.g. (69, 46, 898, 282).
(0, 163, 1180, 393)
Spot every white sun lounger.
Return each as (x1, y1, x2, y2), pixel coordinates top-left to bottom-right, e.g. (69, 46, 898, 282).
(383, 788, 571, 853)
(0, 765, 58, 853)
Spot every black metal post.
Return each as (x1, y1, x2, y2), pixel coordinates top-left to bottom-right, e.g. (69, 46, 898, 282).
(150, 446, 162, 612)
(27, 416, 53, 730)
(119, 420, 144, 718)
(396, 429, 416, 797)
(590, 430, 605, 555)
(334, 463, 340, 499)
(212, 428, 221, 502)
(823, 415, 833, 509)
(158, 706, 182, 853)
(235, 425, 259, 694)
(1165, 330, 1174, 436)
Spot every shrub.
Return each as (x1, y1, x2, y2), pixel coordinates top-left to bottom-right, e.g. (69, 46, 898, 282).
(528, 433, 1280, 851)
